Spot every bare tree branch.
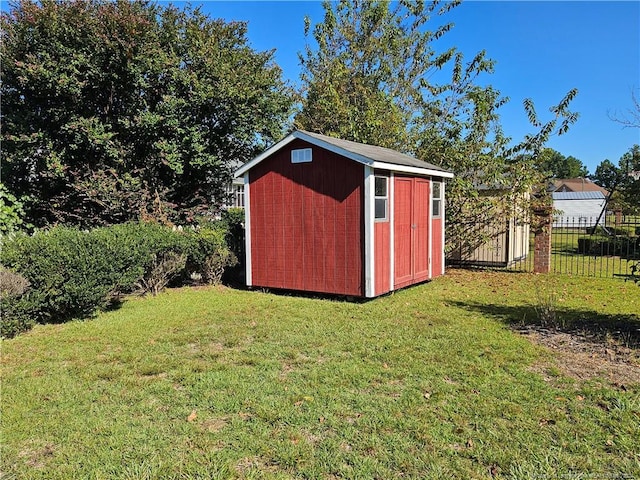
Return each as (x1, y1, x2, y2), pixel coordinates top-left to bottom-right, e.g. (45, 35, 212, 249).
(608, 88, 640, 128)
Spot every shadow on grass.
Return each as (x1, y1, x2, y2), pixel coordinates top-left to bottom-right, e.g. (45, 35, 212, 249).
(448, 300, 640, 348)
(231, 284, 375, 304)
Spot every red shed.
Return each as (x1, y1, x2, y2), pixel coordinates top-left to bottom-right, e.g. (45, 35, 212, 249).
(235, 130, 453, 298)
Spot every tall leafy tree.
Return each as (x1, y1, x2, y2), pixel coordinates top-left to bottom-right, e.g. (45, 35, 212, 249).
(619, 145, 640, 211)
(415, 54, 579, 254)
(536, 148, 588, 178)
(296, 0, 459, 150)
(1, 0, 293, 227)
(297, 0, 579, 254)
(592, 159, 624, 192)
(592, 146, 640, 214)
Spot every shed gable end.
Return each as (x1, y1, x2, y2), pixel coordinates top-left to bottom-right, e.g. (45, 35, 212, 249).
(249, 139, 364, 296)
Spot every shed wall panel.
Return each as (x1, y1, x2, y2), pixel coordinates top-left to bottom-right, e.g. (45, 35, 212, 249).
(432, 218, 444, 277)
(249, 139, 364, 296)
(374, 221, 390, 295)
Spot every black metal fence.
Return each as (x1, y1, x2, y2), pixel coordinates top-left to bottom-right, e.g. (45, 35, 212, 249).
(549, 215, 640, 278)
(447, 215, 640, 278)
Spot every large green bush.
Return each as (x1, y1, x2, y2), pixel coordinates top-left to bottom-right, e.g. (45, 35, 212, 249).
(0, 184, 30, 234)
(220, 208, 246, 263)
(0, 222, 235, 337)
(217, 208, 245, 285)
(2, 226, 141, 324)
(0, 268, 36, 337)
(186, 224, 237, 284)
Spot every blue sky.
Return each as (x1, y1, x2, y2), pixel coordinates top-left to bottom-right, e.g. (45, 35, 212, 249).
(185, 0, 640, 175)
(2, 0, 637, 174)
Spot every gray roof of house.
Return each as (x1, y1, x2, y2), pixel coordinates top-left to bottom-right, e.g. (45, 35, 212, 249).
(299, 130, 450, 173)
(552, 191, 606, 200)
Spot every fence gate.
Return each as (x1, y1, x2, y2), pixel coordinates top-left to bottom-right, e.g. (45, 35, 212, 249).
(446, 219, 534, 272)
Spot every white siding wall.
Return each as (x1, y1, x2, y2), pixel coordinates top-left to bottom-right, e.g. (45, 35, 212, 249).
(553, 199, 606, 227)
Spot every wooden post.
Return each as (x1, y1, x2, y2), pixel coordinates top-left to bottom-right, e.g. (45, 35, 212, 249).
(533, 206, 552, 274)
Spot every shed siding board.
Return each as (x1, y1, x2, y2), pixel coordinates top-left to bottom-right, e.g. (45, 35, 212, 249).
(510, 222, 529, 262)
(323, 177, 337, 294)
(374, 222, 390, 294)
(249, 139, 364, 296)
(345, 182, 364, 294)
(432, 218, 443, 277)
(373, 170, 391, 296)
(292, 169, 305, 288)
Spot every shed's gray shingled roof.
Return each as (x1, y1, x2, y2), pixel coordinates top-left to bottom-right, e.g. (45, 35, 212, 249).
(235, 130, 454, 178)
(299, 130, 451, 173)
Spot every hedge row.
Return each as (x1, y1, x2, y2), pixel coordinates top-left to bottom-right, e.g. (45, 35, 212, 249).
(0, 219, 240, 338)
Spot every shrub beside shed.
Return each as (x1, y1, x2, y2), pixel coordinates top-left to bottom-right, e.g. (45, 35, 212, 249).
(235, 130, 453, 298)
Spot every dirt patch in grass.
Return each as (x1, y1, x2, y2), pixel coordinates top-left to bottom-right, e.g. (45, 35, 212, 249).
(234, 456, 280, 476)
(516, 325, 640, 386)
(200, 416, 229, 433)
(17, 442, 56, 469)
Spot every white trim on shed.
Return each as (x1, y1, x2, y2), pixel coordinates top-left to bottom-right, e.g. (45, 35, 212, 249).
(235, 130, 453, 179)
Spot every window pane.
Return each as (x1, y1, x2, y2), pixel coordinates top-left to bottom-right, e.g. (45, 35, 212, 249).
(291, 148, 312, 163)
(375, 176, 387, 197)
(433, 181, 441, 199)
(375, 198, 387, 220)
(432, 199, 441, 217)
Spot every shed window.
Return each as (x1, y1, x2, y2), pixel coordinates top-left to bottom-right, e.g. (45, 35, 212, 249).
(374, 176, 388, 221)
(291, 148, 312, 163)
(432, 181, 442, 218)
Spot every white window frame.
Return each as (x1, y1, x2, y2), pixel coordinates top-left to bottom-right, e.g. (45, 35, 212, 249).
(432, 181, 442, 218)
(291, 148, 312, 163)
(234, 184, 244, 208)
(374, 175, 389, 222)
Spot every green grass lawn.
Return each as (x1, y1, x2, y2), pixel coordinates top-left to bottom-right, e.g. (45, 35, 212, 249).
(1, 271, 639, 479)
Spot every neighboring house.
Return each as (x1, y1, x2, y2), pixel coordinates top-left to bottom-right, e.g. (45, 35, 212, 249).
(550, 178, 609, 195)
(552, 191, 607, 227)
(225, 177, 245, 209)
(222, 159, 246, 209)
(234, 129, 453, 298)
(549, 178, 608, 227)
